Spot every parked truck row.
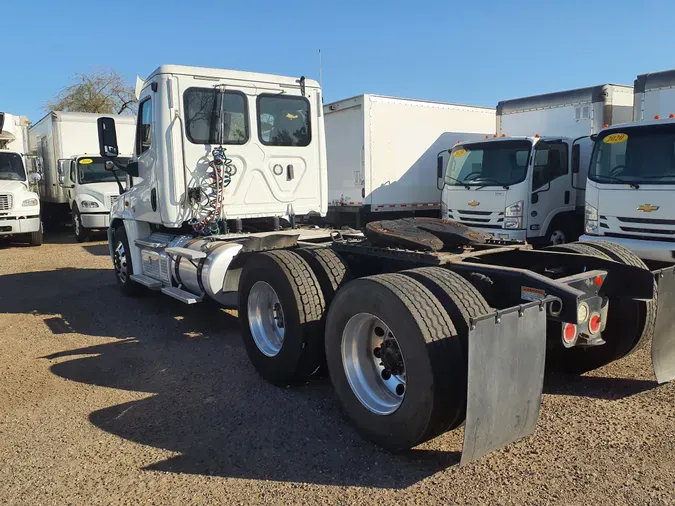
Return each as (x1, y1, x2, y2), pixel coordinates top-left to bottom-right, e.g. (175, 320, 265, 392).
(91, 64, 675, 465)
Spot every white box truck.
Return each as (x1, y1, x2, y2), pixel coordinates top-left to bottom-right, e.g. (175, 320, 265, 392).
(324, 94, 495, 227)
(29, 111, 135, 241)
(440, 84, 633, 245)
(92, 65, 674, 466)
(581, 69, 675, 262)
(0, 112, 43, 246)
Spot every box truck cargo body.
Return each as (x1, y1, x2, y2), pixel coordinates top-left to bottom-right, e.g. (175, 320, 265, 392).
(441, 84, 633, 245)
(29, 111, 135, 240)
(582, 70, 675, 261)
(324, 95, 495, 226)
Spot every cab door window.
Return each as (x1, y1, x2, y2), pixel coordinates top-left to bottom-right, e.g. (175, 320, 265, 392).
(137, 98, 153, 154)
(532, 142, 568, 190)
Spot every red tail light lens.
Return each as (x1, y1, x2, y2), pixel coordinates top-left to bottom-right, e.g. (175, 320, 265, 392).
(563, 323, 577, 344)
(589, 313, 601, 335)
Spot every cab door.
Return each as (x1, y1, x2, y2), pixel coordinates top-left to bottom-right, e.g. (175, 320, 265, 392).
(528, 141, 573, 238)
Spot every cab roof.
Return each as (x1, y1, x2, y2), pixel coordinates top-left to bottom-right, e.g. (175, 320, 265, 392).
(146, 64, 320, 89)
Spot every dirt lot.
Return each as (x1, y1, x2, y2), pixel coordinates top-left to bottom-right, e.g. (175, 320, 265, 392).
(0, 231, 674, 505)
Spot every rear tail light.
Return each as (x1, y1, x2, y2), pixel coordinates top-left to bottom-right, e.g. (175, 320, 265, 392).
(588, 313, 601, 335)
(562, 323, 577, 347)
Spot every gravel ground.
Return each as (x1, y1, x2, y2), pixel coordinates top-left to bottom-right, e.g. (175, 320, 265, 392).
(0, 231, 674, 505)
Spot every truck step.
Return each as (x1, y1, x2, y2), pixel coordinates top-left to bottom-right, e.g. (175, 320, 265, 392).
(135, 239, 168, 249)
(130, 274, 162, 290)
(165, 247, 207, 260)
(161, 286, 203, 304)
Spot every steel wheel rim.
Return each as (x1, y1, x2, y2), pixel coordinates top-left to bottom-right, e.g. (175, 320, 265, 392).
(247, 281, 286, 357)
(73, 212, 80, 236)
(341, 313, 406, 415)
(550, 230, 566, 245)
(114, 241, 128, 283)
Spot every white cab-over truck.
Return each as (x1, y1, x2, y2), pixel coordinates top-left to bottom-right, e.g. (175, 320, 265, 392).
(581, 69, 675, 262)
(0, 112, 43, 246)
(325, 95, 494, 227)
(440, 84, 633, 246)
(96, 64, 674, 466)
(29, 111, 135, 241)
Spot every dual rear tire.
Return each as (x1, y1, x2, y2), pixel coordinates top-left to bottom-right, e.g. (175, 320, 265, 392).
(238, 250, 490, 450)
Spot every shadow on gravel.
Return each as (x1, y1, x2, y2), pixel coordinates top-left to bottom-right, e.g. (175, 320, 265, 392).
(44, 338, 461, 489)
(80, 243, 110, 256)
(544, 373, 659, 400)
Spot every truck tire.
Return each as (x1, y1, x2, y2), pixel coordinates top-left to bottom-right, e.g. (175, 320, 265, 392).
(28, 223, 43, 247)
(295, 247, 352, 306)
(579, 240, 657, 356)
(112, 224, 142, 296)
(325, 273, 466, 451)
(72, 205, 89, 243)
(544, 242, 651, 372)
(238, 250, 326, 386)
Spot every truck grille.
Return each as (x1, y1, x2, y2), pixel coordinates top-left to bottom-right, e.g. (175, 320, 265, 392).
(448, 209, 504, 229)
(0, 194, 12, 211)
(600, 215, 675, 242)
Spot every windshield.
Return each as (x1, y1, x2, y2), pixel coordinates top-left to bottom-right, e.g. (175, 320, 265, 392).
(446, 140, 531, 187)
(590, 124, 675, 185)
(0, 152, 26, 181)
(77, 157, 129, 184)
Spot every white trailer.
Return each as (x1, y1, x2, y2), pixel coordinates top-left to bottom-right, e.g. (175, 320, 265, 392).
(0, 112, 42, 246)
(581, 69, 675, 261)
(29, 111, 135, 240)
(440, 84, 633, 245)
(324, 95, 495, 227)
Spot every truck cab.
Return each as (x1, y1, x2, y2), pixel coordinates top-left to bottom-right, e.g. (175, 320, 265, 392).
(0, 113, 42, 246)
(581, 118, 675, 261)
(440, 135, 581, 245)
(58, 154, 130, 241)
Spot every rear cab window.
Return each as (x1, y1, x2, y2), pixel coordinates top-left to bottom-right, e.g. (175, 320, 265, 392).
(257, 95, 311, 147)
(184, 88, 248, 145)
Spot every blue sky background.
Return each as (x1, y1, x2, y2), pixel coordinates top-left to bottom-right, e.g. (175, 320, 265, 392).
(2, 0, 674, 122)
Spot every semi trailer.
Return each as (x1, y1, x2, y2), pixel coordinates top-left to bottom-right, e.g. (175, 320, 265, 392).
(324, 95, 495, 227)
(29, 111, 135, 240)
(96, 64, 675, 465)
(0, 112, 43, 246)
(439, 84, 634, 246)
(580, 70, 675, 262)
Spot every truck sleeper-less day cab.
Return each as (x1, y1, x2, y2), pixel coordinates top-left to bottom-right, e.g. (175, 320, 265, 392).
(29, 112, 135, 241)
(97, 65, 675, 465)
(440, 85, 633, 246)
(0, 112, 42, 246)
(582, 70, 675, 262)
(324, 95, 495, 227)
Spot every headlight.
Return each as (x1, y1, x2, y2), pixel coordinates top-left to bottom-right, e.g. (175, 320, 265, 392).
(504, 217, 523, 229)
(81, 200, 100, 209)
(505, 200, 524, 217)
(585, 203, 599, 235)
(22, 198, 39, 207)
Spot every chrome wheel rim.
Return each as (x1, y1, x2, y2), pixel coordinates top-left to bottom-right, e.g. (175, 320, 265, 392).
(341, 313, 406, 415)
(247, 281, 285, 357)
(113, 240, 128, 283)
(550, 230, 566, 245)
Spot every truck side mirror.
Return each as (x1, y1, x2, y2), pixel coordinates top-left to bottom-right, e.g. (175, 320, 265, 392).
(437, 154, 444, 179)
(98, 117, 119, 158)
(31, 172, 42, 183)
(572, 144, 580, 174)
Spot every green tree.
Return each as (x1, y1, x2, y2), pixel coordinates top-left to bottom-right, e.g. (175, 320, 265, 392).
(45, 68, 137, 115)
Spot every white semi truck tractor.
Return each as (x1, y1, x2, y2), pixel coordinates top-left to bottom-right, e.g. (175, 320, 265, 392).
(0, 112, 43, 246)
(439, 84, 633, 246)
(96, 65, 675, 465)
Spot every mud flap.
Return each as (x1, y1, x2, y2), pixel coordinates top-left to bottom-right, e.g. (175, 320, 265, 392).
(653, 267, 675, 384)
(461, 301, 549, 466)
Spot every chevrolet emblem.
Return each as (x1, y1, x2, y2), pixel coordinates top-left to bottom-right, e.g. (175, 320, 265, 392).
(637, 204, 660, 212)
(468, 200, 480, 207)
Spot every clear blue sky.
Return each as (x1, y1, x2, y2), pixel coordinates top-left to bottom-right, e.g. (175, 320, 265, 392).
(2, 0, 674, 122)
